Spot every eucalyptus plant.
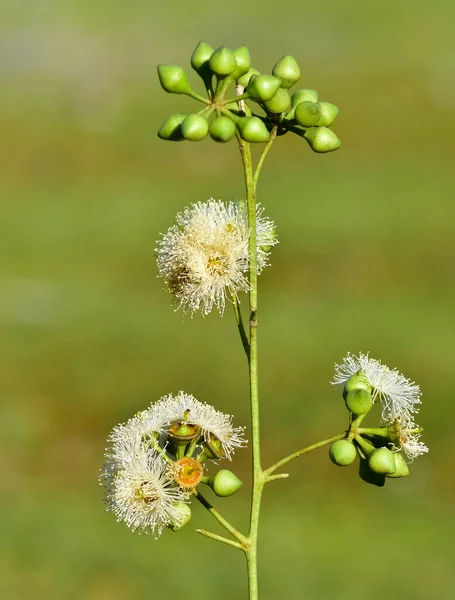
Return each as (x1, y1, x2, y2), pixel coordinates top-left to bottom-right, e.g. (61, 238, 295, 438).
(100, 42, 428, 599)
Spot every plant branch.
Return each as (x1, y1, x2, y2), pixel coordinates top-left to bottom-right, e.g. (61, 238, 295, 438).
(231, 292, 250, 359)
(264, 432, 347, 477)
(193, 488, 248, 546)
(196, 528, 244, 550)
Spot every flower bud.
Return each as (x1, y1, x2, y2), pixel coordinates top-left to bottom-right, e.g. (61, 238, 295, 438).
(191, 41, 214, 76)
(207, 469, 243, 497)
(344, 389, 373, 416)
(259, 227, 277, 253)
(157, 114, 186, 141)
(237, 117, 270, 143)
(181, 114, 209, 141)
(303, 126, 341, 153)
(317, 101, 339, 127)
(233, 45, 251, 78)
(263, 88, 291, 114)
(209, 46, 236, 77)
(343, 370, 372, 399)
(368, 448, 397, 475)
(168, 503, 192, 531)
(386, 452, 410, 478)
(209, 116, 236, 142)
(237, 68, 260, 87)
(294, 101, 321, 127)
(329, 439, 357, 466)
(359, 458, 386, 487)
(272, 55, 300, 89)
(247, 75, 282, 103)
(157, 65, 193, 95)
(291, 88, 318, 106)
(168, 421, 201, 441)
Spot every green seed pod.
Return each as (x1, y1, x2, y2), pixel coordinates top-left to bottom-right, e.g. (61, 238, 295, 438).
(157, 114, 186, 141)
(237, 67, 260, 87)
(233, 45, 251, 79)
(317, 101, 339, 127)
(247, 75, 282, 103)
(343, 370, 372, 399)
(209, 46, 236, 77)
(181, 114, 209, 141)
(386, 452, 410, 478)
(207, 469, 243, 497)
(263, 88, 291, 114)
(272, 55, 300, 89)
(329, 440, 357, 466)
(168, 503, 192, 531)
(191, 41, 214, 75)
(359, 458, 386, 487)
(295, 101, 321, 126)
(368, 448, 397, 475)
(344, 389, 374, 416)
(237, 117, 270, 143)
(303, 126, 341, 153)
(209, 116, 236, 143)
(291, 88, 319, 106)
(157, 65, 193, 95)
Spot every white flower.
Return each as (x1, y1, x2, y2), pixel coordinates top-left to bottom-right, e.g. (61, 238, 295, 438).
(101, 445, 189, 537)
(156, 198, 277, 315)
(389, 420, 429, 462)
(332, 352, 422, 426)
(159, 391, 247, 460)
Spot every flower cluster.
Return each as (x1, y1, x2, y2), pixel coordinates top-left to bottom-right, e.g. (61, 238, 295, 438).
(332, 352, 428, 461)
(100, 392, 246, 536)
(156, 199, 277, 315)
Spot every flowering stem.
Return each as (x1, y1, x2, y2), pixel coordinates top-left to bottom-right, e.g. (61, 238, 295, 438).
(193, 488, 248, 546)
(231, 292, 250, 358)
(263, 432, 347, 478)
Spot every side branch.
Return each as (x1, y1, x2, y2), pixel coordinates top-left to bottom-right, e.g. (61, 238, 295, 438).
(231, 293, 250, 359)
(196, 528, 244, 550)
(193, 489, 248, 546)
(264, 432, 347, 477)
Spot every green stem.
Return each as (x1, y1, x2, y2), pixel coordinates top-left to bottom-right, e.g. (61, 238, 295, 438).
(193, 489, 247, 546)
(196, 528, 243, 550)
(264, 432, 347, 477)
(231, 292, 250, 359)
(253, 126, 278, 190)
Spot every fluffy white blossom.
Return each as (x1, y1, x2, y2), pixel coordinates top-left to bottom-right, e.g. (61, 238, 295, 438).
(159, 391, 247, 460)
(101, 445, 189, 537)
(332, 352, 422, 426)
(156, 199, 277, 315)
(389, 420, 429, 461)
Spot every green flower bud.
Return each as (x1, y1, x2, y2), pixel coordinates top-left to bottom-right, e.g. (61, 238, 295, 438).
(303, 126, 341, 153)
(343, 370, 372, 399)
(237, 68, 260, 87)
(209, 116, 236, 143)
(329, 439, 357, 466)
(168, 503, 192, 531)
(247, 75, 282, 103)
(207, 469, 243, 497)
(317, 101, 339, 127)
(344, 389, 373, 416)
(291, 88, 319, 106)
(209, 46, 236, 77)
(157, 114, 186, 141)
(368, 448, 397, 475)
(294, 101, 321, 127)
(237, 117, 270, 143)
(259, 227, 277, 253)
(181, 114, 209, 141)
(272, 55, 300, 89)
(190, 41, 214, 75)
(233, 45, 251, 78)
(157, 65, 193, 95)
(263, 88, 291, 114)
(359, 458, 386, 487)
(386, 452, 410, 478)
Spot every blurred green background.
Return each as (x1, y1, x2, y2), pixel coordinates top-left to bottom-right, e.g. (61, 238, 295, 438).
(1, 1, 454, 598)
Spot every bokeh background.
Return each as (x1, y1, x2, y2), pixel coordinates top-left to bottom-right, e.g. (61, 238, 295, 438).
(1, 1, 455, 598)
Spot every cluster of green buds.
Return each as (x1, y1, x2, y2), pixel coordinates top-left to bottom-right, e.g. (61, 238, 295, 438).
(157, 42, 340, 152)
(328, 371, 412, 487)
